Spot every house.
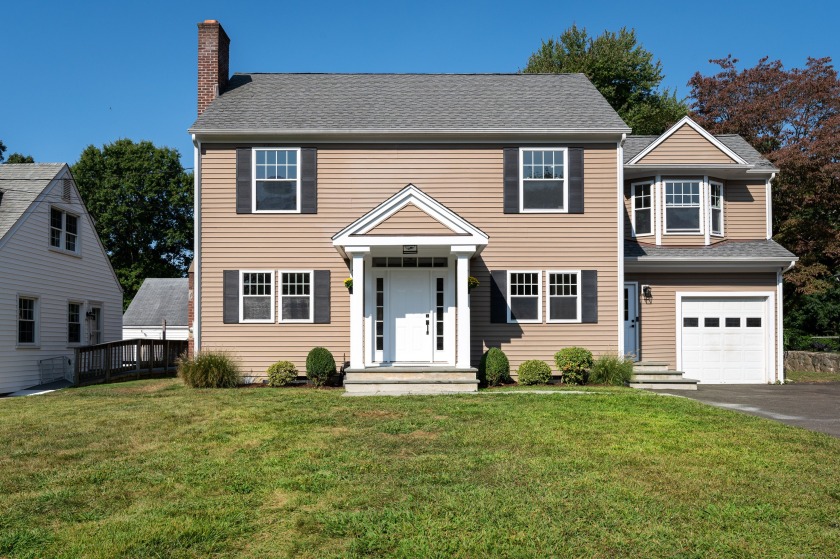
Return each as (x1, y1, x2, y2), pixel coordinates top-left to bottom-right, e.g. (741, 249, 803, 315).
(0, 164, 123, 394)
(123, 278, 189, 340)
(188, 21, 796, 392)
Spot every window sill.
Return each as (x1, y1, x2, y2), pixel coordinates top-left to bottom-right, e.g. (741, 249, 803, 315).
(48, 246, 81, 258)
(547, 319, 582, 324)
(663, 231, 702, 236)
(520, 209, 568, 214)
(252, 210, 301, 214)
(632, 232, 654, 238)
(279, 320, 314, 324)
(507, 319, 542, 324)
(16, 344, 40, 349)
(239, 320, 275, 324)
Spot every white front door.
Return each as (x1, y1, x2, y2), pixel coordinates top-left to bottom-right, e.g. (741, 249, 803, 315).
(623, 283, 639, 360)
(388, 270, 433, 362)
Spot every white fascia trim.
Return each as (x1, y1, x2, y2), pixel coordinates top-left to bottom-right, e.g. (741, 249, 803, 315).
(627, 164, 754, 171)
(654, 176, 662, 245)
(193, 134, 201, 351)
(625, 258, 798, 273)
(617, 135, 626, 354)
(675, 291, 776, 383)
(190, 127, 632, 137)
(626, 116, 748, 165)
(766, 173, 775, 239)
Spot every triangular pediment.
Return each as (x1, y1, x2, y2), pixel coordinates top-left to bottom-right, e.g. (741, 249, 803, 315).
(332, 184, 488, 248)
(629, 117, 747, 166)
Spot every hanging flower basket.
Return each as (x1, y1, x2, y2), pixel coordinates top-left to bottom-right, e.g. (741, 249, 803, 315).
(344, 277, 353, 294)
(468, 276, 480, 292)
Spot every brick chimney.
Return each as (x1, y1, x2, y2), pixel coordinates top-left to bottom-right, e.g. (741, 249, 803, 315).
(197, 20, 230, 117)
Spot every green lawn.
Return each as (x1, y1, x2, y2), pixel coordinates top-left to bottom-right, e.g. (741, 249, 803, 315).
(786, 370, 840, 383)
(1, 380, 838, 558)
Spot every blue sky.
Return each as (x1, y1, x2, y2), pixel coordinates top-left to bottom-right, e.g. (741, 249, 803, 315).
(2, 0, 838, 168)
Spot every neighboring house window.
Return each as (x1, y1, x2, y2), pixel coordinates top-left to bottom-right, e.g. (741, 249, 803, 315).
(547, 271, 580, 323)
(520, 148, 567, 212)
(507, 271, 541, 323)
(631, 182, 653, 236)
(253, 148, 300, 212)
(50, 207, 79, 252)
(68, 303, 82, 344)
(18, 296, 37, 345)
(240, 271, 275, 323)
(280, 271, 313, 322)
(710, 181, 724, 236)
(664, 180, 702, 233)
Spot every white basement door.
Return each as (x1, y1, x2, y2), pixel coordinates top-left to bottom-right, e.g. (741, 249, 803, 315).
(681, 297, 767, 384)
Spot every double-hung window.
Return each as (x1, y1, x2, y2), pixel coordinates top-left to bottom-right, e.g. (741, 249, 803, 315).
(253, 148, 300, 212)
(18, 296, 38, 345)
(664, 180, 702, 233)
(240, 271, 274, 323)
(68, 302, 82, 344)
(709, 181, 724, 236)
(631, 182, 653, 236)
(50, 207, 79, 253)
(520, 148, 567, 212)
(547, 271, 580, 323)
(280, 271, 313, 323)
(507, 271, 541, 323)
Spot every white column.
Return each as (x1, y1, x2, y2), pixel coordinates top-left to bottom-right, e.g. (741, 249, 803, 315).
(347, 247, 369, 369)
(452, 246, 475, 369)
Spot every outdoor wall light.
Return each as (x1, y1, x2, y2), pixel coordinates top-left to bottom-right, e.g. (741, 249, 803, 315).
(641, 285, 652, 300)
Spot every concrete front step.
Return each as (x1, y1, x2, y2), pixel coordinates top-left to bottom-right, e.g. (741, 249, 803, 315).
(632, 361, 672, 372)
(627, 378, 699, 390)
(343, 367, 479, 395)
(345, 371, 477, 382)
(631, 371, 688, 382)
(344, 380, 479, 396)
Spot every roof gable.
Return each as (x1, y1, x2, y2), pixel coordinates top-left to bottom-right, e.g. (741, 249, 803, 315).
(0, 163, 66, 242)
(365, 202, 460, 236)
(123, 278, 189, 327)
(628, 117, 747, 166)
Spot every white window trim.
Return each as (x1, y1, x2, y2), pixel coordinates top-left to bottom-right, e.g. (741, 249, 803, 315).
(507, 270, 542, 324)
(251, 147, 302, 214)
(709, 180, 725, 237)
(630, 180, 654, 238)
(17, 294, 40, 348)
(67, 300, 84, 346)
(49, 205, 81, 255)
(546, 270, 582, 324)
(239, 270, 275, 324)
(519, 147, 569, 214)
(663, 179, 704, 235)
(279, 269, 314, 323)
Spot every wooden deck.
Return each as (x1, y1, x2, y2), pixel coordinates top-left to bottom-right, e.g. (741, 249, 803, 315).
(74, 339, 188, 386)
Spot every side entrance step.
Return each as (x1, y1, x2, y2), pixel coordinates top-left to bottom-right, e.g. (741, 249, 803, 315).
(629, 364, 699, 390)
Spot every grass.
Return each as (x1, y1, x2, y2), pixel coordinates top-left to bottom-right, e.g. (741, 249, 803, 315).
(0, 380, 838, 558)
(786, 370, 840, 383)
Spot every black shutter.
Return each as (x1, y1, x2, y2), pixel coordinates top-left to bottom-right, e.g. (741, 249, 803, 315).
(223, 270, 240, 324)
(581, 270, 597, 323)
(490, 270, 508, 323)
(568, 147, 584, 214)
(236, 148, 252, 214)
(313, 270, 330, 324)
(503, 148, 519, 214)
(300, 148, 317, 214)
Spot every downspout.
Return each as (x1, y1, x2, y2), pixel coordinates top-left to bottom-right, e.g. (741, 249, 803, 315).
(192, 134, 201, 352)
(617, 134, 626, 355)
(766, 172, 775, 239)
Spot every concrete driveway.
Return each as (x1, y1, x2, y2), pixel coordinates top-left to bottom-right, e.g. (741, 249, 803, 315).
(659, 383, 840, 438)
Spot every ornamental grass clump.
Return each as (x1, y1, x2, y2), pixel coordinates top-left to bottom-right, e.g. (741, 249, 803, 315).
(266, 360, 298, 387)
(589, 353, 634, 385)
(178, 351, 240, 388)
(306, 347, 336, 387)
(554, 347, 594, 385)
(517, 360, 552, 385)
(479, 347, 511, 387)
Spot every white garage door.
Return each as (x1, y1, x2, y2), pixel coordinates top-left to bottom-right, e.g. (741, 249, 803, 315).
(681, 297, 767, 384)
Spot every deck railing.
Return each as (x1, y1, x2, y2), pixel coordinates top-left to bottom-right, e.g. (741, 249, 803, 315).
(74, 339, 188, 386)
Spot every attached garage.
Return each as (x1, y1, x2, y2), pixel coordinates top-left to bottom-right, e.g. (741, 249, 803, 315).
(678, 294, 774, 384)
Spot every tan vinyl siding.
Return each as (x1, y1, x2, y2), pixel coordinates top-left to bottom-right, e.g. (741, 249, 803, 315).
(725, 180, 767, 239)
(626, 272, 777, 370)
(366, 202, 457, 236)
(200, 146, 620, 376)
(638, 124, 736, 164)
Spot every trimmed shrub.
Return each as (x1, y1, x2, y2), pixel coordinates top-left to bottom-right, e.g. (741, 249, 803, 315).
(267, 360, 298, 387)
(517, 360, 552, 385)
(479, 347, 511, 387)
(589, 353, 634, 385)
(306, 347, 336, 387)
(178, 351, 240, 388)
(554, 347, 594, 385)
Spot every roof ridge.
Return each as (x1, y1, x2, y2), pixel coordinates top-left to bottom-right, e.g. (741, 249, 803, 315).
(233, 72, 588, 77)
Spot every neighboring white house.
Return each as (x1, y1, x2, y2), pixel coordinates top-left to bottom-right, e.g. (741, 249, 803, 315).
(123, 278, 189, 340)
(0, 164, 123, 394)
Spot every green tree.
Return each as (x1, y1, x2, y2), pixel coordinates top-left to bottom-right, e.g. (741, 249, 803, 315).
(523, 25, 688, 134)
(0, 139, 6, 162)
(4, 153, 34, 163)
(72, 139, 193, 308)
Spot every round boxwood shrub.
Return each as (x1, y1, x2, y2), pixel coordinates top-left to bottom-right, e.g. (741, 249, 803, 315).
(306, 347, 336, 387)
(178, 351, 240, 388)
(479, 347, 511, 387)
(554, 347, 594, 385)
(266, 360, 298, 387)
(517, 360, 552, 385)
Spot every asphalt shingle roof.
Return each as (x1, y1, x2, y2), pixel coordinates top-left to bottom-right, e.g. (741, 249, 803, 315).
(625, 239, 797, 260)
(190, 73, 630, 133)
(123, 278, 189, 327)
(623, 133, 776, 170)
(0, 163, 66, 241)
